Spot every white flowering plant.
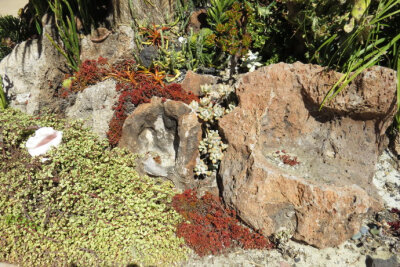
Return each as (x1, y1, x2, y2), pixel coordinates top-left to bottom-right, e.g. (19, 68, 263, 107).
(241, 50, 263, 72)
(190, 83, 236, 177)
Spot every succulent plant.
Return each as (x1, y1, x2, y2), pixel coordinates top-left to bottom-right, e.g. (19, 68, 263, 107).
(190, 83, 235, 124)
(190, 83, 236, 177)
(241, 50, 263, 72)
(198, 129, 227, 169)
(0, 108, 189, 266)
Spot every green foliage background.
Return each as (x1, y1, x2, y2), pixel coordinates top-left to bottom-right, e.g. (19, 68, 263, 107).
(0, 15, 29, 61)
(0, 109, 189, 266)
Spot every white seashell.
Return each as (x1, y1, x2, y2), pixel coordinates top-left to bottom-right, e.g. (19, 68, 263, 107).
(26, 127, 63, 157)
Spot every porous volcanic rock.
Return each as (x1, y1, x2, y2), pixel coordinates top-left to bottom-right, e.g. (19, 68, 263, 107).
(119, 97, 203, 189)
(66, 79, 118, 139)
(0, 26, 67, 114)
(219, 62, 397, 248)
(186, 9, 208, 33)
(181, 70, 219, 96)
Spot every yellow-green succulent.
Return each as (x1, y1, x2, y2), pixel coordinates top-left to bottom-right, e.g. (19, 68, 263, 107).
(0, 108, 189, 266)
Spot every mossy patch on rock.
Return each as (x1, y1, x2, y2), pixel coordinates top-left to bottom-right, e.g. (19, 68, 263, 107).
(0, 108, 189, 266)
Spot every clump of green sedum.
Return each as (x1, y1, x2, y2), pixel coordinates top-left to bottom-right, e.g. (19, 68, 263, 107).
(0, 108, 189, 266)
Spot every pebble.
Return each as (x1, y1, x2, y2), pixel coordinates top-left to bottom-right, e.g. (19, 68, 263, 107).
(370, 228, 380, 236)
(360, 226, 369, 235)
(352, 232, 362, 240)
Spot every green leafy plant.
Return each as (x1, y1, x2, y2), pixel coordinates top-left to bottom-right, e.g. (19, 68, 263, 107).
(206, 1, 254, 72)
(280, 0, 353, 62)
(314, 0, 400, 109)
(135, 22, 184, 75)
(29, 0, 107, 35)
(171, 0, 285, 72)
(0, 108, 189, 266)
(75, 0, 95, 33)
(152, 27, 215, 74)
(29, 0, 50, 35)
(186, 28, 215, 70)
(207, 0, 235, 27)
(0, 75, 7, 110)
(174, 0, 195, 33)
(45, 0, 81, 72)
(138, 23, 191, 75)
(0, 15, 29, 60)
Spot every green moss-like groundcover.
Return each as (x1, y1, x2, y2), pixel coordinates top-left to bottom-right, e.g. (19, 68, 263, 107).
(0, 109, 189, 266)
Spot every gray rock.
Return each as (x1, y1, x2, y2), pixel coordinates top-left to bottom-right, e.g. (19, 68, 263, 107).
(360, 226, 369, 235)
(143, 156, 169, 177)
(80, 26, 136, 64)
(351, 232, 362, 240)
(366, 255, 399, 267)
(372, 149, 400, 209)
(139, 46, 158, 68)
(0, 26, 67, 114)
(112, 0, 176, 26)
(66, 79, 118, 139)
(118, 97, 204, 189)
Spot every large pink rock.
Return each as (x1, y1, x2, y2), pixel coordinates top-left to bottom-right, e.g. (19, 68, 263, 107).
(219, 62, 397, 248)
(181, 70, 218, 96)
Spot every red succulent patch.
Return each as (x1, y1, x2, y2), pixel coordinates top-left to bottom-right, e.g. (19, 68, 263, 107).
(172, 189, 273, 256)
(275, 150, 300, 166)
(57, 57, 198, 146)
(139, 23, 171, 47)
(59, 57, 110, 98)
(70, 56, 110, 92)
(106, 65, 199, 147)
(388, 208, 400, 236)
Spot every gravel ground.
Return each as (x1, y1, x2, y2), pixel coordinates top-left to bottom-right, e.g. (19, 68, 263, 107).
(179, 240, 398, 267)
(373, 149, 400, 209)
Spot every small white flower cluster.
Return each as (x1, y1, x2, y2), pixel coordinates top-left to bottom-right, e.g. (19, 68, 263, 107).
(194, 129, 228, 176)
(191, 83, 236, 177)
(178, 36, 187, 44)
(189, 84, 235, 123)
(241, 50, 262, 72)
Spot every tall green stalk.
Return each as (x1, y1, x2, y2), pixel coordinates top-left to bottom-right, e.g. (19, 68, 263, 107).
(76, 0, 94, 33)
(316, 0, 400, 109)
(394, 49, 400, 129)
(30, 0, 49, 35)
(0, 75, 7, 110)
(45, 0, 81, 72)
